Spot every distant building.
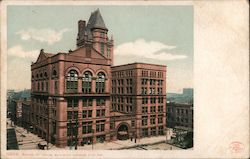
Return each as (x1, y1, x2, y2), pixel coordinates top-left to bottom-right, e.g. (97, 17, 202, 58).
(182, 88, 193, 98)
(166, 102, 193, 130)
(167, 88, 193, 104)
(9, 90, 31, 125)
(12, 100, 23, 125)
(21, 100, 31, 131)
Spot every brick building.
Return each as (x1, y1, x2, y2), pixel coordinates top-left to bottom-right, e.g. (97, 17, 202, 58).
(30, 9, 166, 148)
(110, 63, 166, 140)
(166, 102, 193, 130)
(21, 101, 31, 132)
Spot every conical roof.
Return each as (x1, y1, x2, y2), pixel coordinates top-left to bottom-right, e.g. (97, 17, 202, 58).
(87, 9, 107, 30)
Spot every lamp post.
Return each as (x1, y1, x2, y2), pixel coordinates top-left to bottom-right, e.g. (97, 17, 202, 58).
(92, 129, 94, 150)
(47, 98, 51, 150)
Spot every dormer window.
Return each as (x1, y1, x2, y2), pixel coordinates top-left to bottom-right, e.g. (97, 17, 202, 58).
(101, 32, 104, 38)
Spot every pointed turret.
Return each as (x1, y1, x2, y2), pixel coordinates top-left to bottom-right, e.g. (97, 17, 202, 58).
(76, 9, 114, 65)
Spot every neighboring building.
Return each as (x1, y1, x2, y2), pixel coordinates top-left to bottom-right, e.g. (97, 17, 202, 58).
(9, 90, 31, 125)
(30, 9, 167, 148)
(21, 100, 31, 132)
(12, 99, 23, 125)
(166, 102, 193, 130)
(110, 63, 166, 140)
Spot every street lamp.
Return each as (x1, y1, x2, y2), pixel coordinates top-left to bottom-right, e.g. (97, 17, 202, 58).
(92, 129, 94, 150)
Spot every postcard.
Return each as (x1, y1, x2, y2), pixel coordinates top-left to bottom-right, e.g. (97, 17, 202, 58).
(1, 0, 249, 159)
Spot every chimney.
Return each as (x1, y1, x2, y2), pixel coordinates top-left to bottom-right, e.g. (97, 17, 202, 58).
(78, 20, 86, 34)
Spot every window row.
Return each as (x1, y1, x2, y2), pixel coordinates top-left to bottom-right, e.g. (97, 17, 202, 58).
(142, 70, 164, 78)
(66, 121, 105, 136)
(111, 79, 133, 86)
(112, 70, 133, 78)
(141, 106, 164, 113)
(141, 79, 164, 86)
(112, 87, 133, 94)
(67, 98, 106, 108)
(141, 126, 164, 137)
(66, 70, 106, 93)
(32, 70, 58, 80)
(67, 109, 106, 120)
(142, 97, 164, 104)
(141, 115, 164, 126)
(111, 97, 133, 104)
(141, 87, 163, 95)
(111, 104, 133, 113)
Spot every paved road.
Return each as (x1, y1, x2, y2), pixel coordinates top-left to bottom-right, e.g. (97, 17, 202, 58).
(7, 119, 47, 150)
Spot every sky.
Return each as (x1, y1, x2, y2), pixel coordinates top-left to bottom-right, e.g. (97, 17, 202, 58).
(7, 5, 193, 93)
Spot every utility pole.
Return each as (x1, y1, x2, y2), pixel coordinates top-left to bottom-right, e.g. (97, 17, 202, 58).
(70, 98, 74, 150)
(75, 106, 78, 150)
(47, 98, 50, 150)
(92, 129, 94, 150)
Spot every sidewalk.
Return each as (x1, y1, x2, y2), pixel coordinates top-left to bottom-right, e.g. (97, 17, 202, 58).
(51, 136, 181, 150)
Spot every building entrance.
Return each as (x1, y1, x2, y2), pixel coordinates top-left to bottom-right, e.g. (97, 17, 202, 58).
(117, 124, 129, 140)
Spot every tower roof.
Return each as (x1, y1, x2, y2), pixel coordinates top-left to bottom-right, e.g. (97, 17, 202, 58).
(87, 9, 107, 30)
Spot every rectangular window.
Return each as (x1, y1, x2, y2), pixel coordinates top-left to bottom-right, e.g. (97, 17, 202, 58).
(107, 48, 110, 57)
(82, 121, 92, 134)
(150, 115, 156, 125)
(158, 126, 164, 135)
(142, 106, 147, 113)
(158, 106, 163, 113)
(100, 43, 105, 55)
(110, 122, 115, 130)
(83, 98, 92, 107)
(82, 110, 87, 118)
(142, 128, 148, 137)
(67, 111, 78, 120)
(131, 120, 135, 127)
(158, 115, 163, 124)
(150, 106, 156, 113)
(150, 127, 156, 136)
(142, 116, 148, 126)
(96, 109, 105, 117)
(88, 110, 92, 118)
(96, 99, 105, 106)
(67, 99, 78, 108)
(96, 120, 105, 132)
(45, 81, 48, 92)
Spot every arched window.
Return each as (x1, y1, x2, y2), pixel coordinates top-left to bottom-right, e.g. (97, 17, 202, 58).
(53, 70, 57, 76)
(44, 72, 48, 78)
(38, 82, 40, 91)
(66, 70, 78, 92)
(96, 72, 105, 93)
(82, 71, 92, 93)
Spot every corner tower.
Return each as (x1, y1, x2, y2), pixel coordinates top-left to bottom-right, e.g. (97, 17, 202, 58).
(76, 9, 114, 65)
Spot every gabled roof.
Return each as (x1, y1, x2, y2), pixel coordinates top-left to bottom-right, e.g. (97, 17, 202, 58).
(44, 53, 54, 58)
(35, 50, 55, 63)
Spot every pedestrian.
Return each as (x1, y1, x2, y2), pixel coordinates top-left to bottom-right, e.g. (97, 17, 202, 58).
(130, 137, 133, 141)
(135, 138, 137, 143)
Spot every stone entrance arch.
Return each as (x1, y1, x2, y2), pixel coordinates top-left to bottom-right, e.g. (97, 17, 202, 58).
(116, 123, 130, 140)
